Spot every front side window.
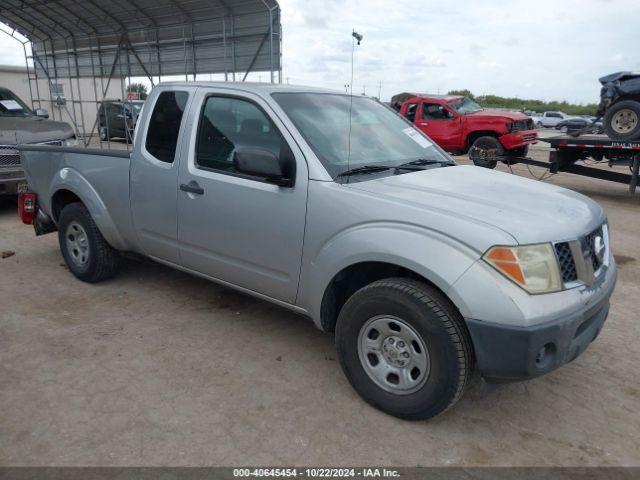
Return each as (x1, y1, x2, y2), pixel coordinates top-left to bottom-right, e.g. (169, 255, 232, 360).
(272, 93, 452, 179)
(145, 91, 188, 163)
(0, 89, 33, 117)
(196, 96, 287, 174)
(423, 103, 453, 120)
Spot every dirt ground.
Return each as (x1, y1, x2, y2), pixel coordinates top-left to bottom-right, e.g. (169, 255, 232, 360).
(1, 132, 639, 466)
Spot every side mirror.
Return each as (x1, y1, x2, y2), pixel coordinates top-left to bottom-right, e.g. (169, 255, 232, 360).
(34, 108, 49, 119)
(233, 147, 294, 187)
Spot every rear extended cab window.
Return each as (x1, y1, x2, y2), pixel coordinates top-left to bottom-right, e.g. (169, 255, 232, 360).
(145, 91, 189, 163)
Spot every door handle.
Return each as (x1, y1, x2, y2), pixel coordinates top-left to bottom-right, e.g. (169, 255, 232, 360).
(420, 122, 428, 126)
(180, 181, 204, 195)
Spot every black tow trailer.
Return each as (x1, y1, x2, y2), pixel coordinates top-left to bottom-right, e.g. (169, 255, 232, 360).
(514, 135, 640, 194)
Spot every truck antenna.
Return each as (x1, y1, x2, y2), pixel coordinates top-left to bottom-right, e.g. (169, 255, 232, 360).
(347, 30, 363, 183)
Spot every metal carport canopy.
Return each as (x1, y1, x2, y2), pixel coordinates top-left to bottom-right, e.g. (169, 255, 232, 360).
(0, 0, 281, 81)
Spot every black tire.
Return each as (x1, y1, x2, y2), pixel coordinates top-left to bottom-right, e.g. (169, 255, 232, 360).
(468, 136, 503, 169)
(603, 100, 640, 141)
(58, 202, 120, 283)
(335, 278, 473, 420)
(99, 126, 109, 141)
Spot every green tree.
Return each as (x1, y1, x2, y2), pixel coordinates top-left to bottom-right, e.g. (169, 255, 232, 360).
(126, 82, 148, 100)
(447, 89, 475, 100)
(446, 89, 597, 115)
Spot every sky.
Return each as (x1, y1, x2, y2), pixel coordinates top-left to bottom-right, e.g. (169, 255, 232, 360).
(0, 0, 638, 104)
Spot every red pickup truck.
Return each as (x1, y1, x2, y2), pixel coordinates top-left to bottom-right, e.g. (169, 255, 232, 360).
(391, 93, 538, 168)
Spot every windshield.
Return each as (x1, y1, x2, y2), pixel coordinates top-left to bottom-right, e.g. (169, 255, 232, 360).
(272, 93, 452, 179)
(0, 89, 33, 117)
(448, 97, 483, 115)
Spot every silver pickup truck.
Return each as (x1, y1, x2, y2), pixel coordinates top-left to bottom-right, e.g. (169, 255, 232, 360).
(18, 82, 617, 420)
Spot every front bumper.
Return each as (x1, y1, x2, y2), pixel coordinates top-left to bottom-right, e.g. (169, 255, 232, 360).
(499, 129, 538, 150)
(466, 271, 616, 382)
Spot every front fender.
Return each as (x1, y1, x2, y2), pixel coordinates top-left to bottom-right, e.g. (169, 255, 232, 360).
(49, 167, 130, 251)
(297, 222, 481, 328)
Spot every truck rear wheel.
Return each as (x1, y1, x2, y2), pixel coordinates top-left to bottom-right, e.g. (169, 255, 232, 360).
(58, 202, 120, 283)
(604, 100, 640, 140)
(335, 278, 473, 420)
(469, 136, 503, 169)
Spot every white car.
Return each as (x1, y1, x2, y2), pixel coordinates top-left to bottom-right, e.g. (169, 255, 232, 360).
(538, 111, 571, 128)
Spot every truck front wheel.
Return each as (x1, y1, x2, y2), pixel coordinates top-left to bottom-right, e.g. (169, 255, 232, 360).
(335, 278, 473, 420)
(469, 136, 503, 169)
(58, 202, 120, 283)
(604, 100, 640, 140)
(99, 126, 110, 141)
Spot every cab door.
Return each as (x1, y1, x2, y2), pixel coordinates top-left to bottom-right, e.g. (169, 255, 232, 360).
(417, 102, 462, 151)
(175, 89, 308, 303)
(130, 87, 196, 264)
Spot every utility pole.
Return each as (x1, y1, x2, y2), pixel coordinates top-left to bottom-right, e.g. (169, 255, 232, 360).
(378, 80, 382, 100)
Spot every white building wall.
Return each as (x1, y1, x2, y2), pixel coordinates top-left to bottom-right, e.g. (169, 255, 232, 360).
(0, 65, 123, 137)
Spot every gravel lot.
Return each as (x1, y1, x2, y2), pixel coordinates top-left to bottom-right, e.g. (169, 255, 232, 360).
(1, 131, 639, 466)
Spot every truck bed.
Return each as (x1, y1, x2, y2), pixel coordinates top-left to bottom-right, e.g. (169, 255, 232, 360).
(18, 145, 136, 251)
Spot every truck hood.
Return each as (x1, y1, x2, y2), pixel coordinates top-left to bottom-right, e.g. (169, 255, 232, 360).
(0, 116, 74, 145)
(465, 109, 529, 121)
(348, 165, 604, 245)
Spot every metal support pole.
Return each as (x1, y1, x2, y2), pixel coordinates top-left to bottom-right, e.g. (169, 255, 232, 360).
(88, 37, 102, 148)
(190, 23, 197, 81)
(22, 42, 35, 109)
(116, 40, 130, 150)
(231, 16, 236, 81)
(71, 36, 87, 143)
(223, 17, 228, 81)
(268, 8, 274, 83)
(155, 28, 162, 83)
(63, 37, 80, 138)
(183, 26, 188, 81)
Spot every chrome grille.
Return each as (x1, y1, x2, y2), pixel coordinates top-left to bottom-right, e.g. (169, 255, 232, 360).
(0, 146, 20, 167)
(511, 119, 534, 132)
(0, 140, 63, 168)
(554, 242, 577, 283)
(555, 223, 608, 288)
(584, 226, 604, 271)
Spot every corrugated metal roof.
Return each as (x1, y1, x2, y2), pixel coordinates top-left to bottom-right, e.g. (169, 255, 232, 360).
(0, 0, 281, 78)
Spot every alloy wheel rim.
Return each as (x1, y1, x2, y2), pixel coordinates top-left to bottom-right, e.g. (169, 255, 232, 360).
(612, 109, 638, 134)
(65, 221, 90, 266)
(357, 315, 430, 395)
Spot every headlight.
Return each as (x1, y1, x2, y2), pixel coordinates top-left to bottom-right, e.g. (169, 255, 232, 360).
(64, 137, 79, 147)
(483, 243, 562, 294)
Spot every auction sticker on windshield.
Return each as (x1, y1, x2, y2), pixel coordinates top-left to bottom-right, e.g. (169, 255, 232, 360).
(402, 127, 432, 148)
(0, 100, 23, 111)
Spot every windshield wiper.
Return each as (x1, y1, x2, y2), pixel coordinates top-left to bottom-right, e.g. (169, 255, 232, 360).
(338, 160, 452, 180)
(399, 158, 453, 167)
(337, 165, 394, 177)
